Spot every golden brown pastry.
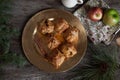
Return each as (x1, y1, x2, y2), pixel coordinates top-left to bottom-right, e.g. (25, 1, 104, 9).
(54, 18, 69, 33)
(60, 43, 77, 59)
(35, 18, 79, 69)
(64, 27, 79, 44)
(48, 33, 64, 50)
(45, 49, 65, 69)
(38, 19, 54, 34)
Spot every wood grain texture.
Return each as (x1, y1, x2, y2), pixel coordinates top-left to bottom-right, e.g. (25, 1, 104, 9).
(2, 0, 120, 80)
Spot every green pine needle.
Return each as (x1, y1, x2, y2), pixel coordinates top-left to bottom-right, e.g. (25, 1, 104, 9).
(0, 0, 27, 67)
(0, 52, 27, 67)
(71, 43, 118, 80)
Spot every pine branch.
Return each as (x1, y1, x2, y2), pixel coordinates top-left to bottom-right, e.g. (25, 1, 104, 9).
(71, 43, 119, 80)
(0, 0, 27, 67)
(0, 52, 27, 67)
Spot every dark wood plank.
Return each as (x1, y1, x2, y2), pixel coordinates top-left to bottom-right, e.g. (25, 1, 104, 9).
(2, 0, 120, 80)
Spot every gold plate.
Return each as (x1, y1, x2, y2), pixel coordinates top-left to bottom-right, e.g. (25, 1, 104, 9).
(22, 9, 87, 72)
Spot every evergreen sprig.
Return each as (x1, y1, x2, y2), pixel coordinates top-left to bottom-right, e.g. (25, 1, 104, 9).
(0, 0, 27, 67)
(71, 43, 118, 80)
(0, 0, 12, 54)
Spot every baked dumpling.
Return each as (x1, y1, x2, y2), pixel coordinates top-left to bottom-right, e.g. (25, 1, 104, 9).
(45, 49, 65, 69)
(48, 33, 64, 50)
(34, 18, 79, 69)
(54, 18, 69, 33)
(64, 27, 79, 44)
(38, 19, 54, 34)
(60, 43, 77, 59)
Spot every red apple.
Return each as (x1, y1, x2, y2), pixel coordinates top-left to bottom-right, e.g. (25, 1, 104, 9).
(88, 7, 103, 21)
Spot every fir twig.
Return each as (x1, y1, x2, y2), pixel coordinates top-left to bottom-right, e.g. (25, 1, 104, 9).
(71, 43, 118, 80)
(0, 0, 27, 67)
(0, 52, 27, 67)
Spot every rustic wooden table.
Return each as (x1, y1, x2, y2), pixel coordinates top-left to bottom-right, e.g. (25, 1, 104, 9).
(1, 0, 120, 80)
